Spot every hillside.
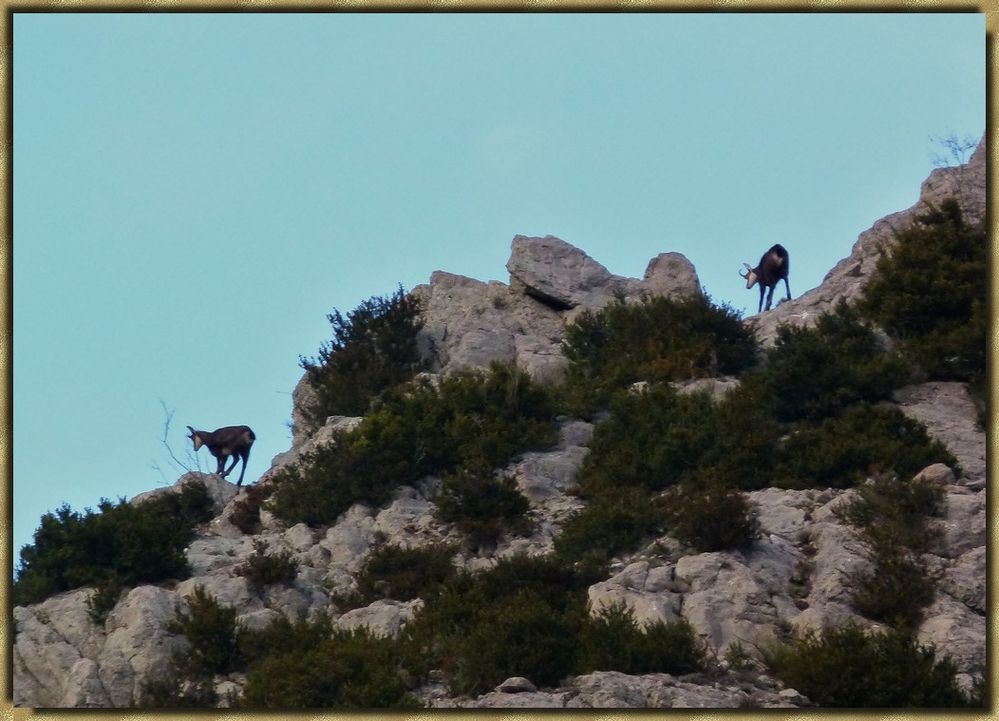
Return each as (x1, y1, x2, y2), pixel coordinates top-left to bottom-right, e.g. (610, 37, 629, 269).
(13, 140, 986, 709)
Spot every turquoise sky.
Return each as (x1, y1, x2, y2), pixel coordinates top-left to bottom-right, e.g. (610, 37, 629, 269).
(12, 12, 984, 566)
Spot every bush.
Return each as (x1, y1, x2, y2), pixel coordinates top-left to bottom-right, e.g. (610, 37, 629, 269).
(765, 625, 973, 707)
(434, 468, 531, 547)
(562, 293, 758, 413)
(14, 478, 215, 606)
(168, 584, 244, 676)
(236, 539, 299, 592)
(774, 403, 957, 489)
(835, 474, 945, 628)
(268, 364, 558, 527)
(553, 488, 666, 566)
(758, 302, 910, 424)
(300, 285, 427, 424)
(229, 484, 271, 535)
(336, 544, 457, 611)
(859, 199, 986, 388)
(86, 576, 124, 626)
(663, 481, 760, 552)
(239, 627, 420, 709)
(576, 602, 706, 675)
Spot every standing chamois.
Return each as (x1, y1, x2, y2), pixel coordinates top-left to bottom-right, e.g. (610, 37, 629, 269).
(740, 243, 791, 313)
(187, 425, 256, 487)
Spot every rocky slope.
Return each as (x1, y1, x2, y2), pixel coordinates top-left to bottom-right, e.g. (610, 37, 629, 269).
(13, 141, 986, 708)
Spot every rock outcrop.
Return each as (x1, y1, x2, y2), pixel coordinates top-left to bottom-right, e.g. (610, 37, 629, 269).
(13, 141, 986, 709)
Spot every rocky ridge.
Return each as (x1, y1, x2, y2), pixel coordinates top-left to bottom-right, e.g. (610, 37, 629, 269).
(13, 141, 986, 708)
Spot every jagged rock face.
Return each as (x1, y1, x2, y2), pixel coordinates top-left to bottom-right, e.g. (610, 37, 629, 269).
(751, 138, 986, 345)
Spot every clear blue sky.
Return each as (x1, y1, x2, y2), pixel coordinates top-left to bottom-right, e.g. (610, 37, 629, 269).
(12, 12, 984, 567)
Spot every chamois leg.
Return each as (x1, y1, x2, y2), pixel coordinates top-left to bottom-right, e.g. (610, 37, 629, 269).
(764, 285, 775, 311)
(758, 286, 765, 313)
(236, 449, 251, 487)
(783, 277, 791, 301)
(222, 455, 239, 478)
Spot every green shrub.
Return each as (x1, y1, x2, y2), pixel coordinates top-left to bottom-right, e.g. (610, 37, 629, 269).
(765, 625, 973, 707)
(168, 584, 244, 676)
(236, 539, 299, 592)
(268, 364, 558, 527)
(300, 285, 427, 424)
(239, 627, 420, 709)
(663, 481, 760, 552)
(237, 614, 332, 666)
(336, 544, 457, 611)
(834, 474, 945, 628)
(759, 302, 910, 424)
(452, 588, 581, 694)
(14, 478, 215, 606)
(85, 576, 124, 626)
(577, 386, 719, 498)
(576, 602, 706, 675)
(859, 199, 987, 388)
(435, 468, 531, 547)
(553, 488, 666, 566)
(229, 484, 271, 535)
(562, 293, 758, 413)
(774, 403, 957, 489)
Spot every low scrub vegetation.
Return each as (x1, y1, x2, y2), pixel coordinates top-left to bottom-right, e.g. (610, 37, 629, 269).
(561, 293, 758, 414)
(299, 286, 427, 424)
(268, 363, 558, 527)
(434, 468, 532, 547)
(764, 625, 977, 707)
(14, 479, 215, 607)
(236, 539, 299, 592)
(334, 544, 458, 611)
(836, 474, 945, 628)
(662, 481, 760, 552)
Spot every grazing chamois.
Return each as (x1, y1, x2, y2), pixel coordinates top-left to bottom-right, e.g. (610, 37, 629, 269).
(740, 243, 791, 313)
(186, 425, 256, 487)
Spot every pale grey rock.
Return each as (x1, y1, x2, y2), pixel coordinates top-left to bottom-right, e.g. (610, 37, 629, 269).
(176, 575, 258, 614)
(100, 585, 186, 706)
(587, 561, 682, 626)
(335, 599, 423, 638)
(290, 371, 322, 445)
(497, 676, 538, 693)
(186, 535, 256, 576)
(641, 252, 702, 299)
(372, 486, 451, 549)
(237, 608, 283, 633)
(932, 491, 986, 559)
(747, 488, 830, 542)
(132, 471, 238, 513)
(283, 522, 316, 552)
(918, 594, 986, 675)
(265, 414, 363, 485)
(673, 541, 801, 654)
(13, 588, 95, 707)
(894, 382, 985, 488)
(507, 234, 619, 309)
(558, 419, 594, 448)
(913, 462, 958, 488)
(319, 504, 377, 572)
(60, 658, 111, 708)
(941, 546, 986, 614)
(672, 376, 741, 401)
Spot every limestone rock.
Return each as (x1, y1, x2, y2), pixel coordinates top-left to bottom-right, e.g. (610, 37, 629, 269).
(335, 599, 423, 638)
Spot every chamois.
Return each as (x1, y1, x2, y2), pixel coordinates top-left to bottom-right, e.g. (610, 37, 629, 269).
(186, 425, 256, 487)
(740, 243, 791, 313)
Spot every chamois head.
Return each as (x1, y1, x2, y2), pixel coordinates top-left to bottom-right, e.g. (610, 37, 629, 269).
(187, 424, 256, 487)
